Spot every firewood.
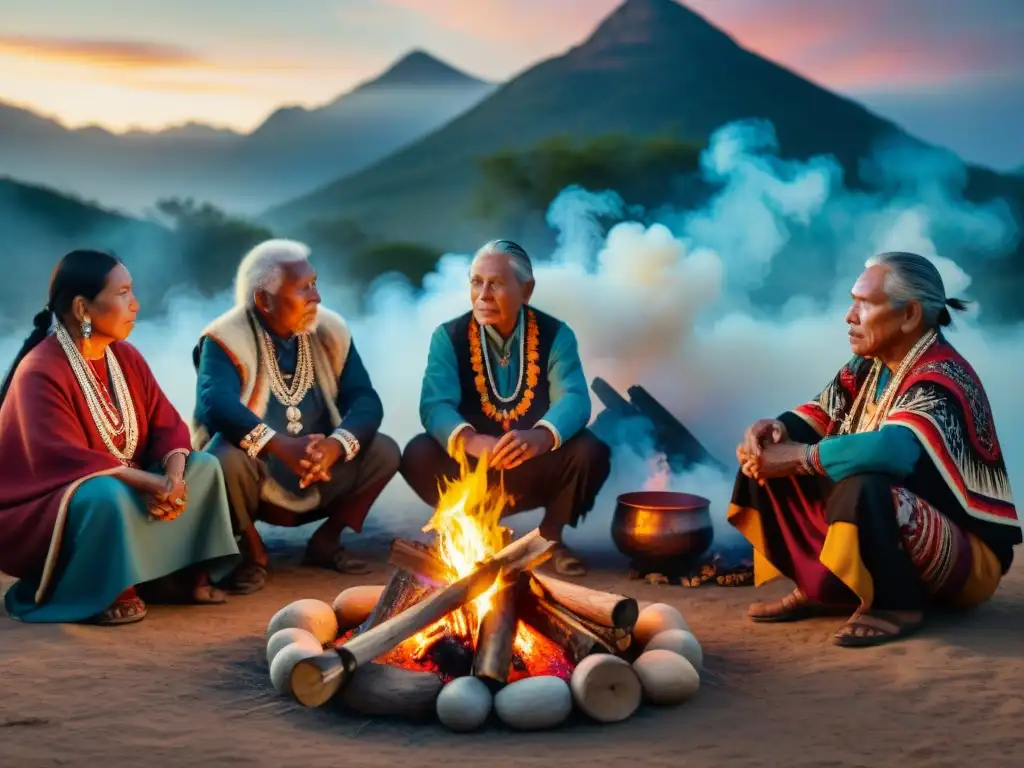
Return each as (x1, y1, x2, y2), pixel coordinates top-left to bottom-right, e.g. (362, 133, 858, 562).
(570, 654, 642, 723)
(389, 530, 554, 587)
(290, 558, 504, 707)
(388, 538, 452, 583)
(358, 568, 435, 633)
(338, 662, 444, 720)
(516, 589, 615, 663)
(530, 572, 639, 630)
(472, 572, 528, 690)
(491, 528, 557, 575)
(526, 578, 630, 653)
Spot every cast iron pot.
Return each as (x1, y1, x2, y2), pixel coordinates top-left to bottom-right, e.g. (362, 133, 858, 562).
(610, 490, 714, 571)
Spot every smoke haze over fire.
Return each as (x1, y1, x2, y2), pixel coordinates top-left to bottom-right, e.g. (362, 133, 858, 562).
(2, 119, 1021, 563)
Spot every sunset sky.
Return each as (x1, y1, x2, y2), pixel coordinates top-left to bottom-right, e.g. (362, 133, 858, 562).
(1, 0, 1021, 169)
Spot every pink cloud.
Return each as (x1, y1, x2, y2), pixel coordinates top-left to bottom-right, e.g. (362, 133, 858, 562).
(380, 0, 1019, 92)
(379, 0, 621, 46)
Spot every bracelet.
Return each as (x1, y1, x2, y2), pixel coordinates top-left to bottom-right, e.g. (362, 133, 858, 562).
(240, 423, 275, 460)
(800, 443, 823, 475)
(161, 448, 190, 470)
(328, 428, 360, 461)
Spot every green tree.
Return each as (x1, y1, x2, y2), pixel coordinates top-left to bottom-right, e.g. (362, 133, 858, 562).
(473, 133, 704, 221)
(348, 242, 444, 289)
(150, 198, 274, 296)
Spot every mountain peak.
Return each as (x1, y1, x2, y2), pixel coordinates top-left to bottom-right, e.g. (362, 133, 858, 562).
(368, 50, 486, 88)
(577, 0, 738, 60)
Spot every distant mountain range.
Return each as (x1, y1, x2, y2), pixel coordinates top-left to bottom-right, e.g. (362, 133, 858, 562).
(0, 50, 494, 215)
(262, 0, 1024, 251)
(2, 0, 1023, 324)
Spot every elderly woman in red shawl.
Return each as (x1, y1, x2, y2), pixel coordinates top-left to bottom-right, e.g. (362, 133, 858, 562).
(0, 250, 240, 625)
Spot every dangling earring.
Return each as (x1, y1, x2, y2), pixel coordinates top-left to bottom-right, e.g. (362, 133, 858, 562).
(81, 315, 93, 356)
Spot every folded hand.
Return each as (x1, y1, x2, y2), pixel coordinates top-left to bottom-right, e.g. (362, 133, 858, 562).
(489, 429, 554, 470)
(299, 435, 344, 489)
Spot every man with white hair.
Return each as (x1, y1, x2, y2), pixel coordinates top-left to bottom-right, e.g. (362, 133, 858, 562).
(730, 251, 1020, 647)
(400, 239, 611, 577)
(191, 239, 400, 593)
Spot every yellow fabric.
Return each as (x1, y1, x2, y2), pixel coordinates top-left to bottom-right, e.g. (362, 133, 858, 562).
(818, 521, 874, 608)
(727, 503, 783, 586)
(951, 534, 1002, 609)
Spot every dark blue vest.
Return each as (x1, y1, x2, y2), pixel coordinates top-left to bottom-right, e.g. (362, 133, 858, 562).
(444, 306, 561, 436)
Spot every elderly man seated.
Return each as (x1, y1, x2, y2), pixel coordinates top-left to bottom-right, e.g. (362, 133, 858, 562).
(400, 239, 611, 577)
(729, 251, 1020, 647)
(192, 239, 400, 594)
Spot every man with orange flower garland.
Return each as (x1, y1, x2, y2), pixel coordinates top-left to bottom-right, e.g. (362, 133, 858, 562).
(400, 240, 610, 576)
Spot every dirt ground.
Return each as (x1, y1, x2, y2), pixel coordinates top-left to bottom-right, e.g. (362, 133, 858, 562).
(3, 542, 1024, 768)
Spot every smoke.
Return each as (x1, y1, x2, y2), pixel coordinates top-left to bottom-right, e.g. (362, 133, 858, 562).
(2, 119, 1022, 566)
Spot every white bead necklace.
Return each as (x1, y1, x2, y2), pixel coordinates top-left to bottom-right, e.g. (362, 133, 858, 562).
(55, 322, 139, 464)
(480, 310, 526, 404)
(840, 329, 937, 435)
(256, 320, 315, 435)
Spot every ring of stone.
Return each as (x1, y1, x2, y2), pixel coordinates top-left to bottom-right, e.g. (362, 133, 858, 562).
(173, 497, 184, 506)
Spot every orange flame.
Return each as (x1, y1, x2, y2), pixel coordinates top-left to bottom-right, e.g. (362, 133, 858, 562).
(399, 450, 523, 661)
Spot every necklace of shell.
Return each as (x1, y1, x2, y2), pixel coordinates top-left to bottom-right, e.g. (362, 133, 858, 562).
(256, 321, 315, 435)
(54, 321, 139, 464)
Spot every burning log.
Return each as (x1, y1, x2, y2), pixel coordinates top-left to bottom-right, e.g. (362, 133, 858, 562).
(517, 588, 616, 664)
(339, 662, 444, 720)
(291, 558, 504, 707)
(291, 529, 557, 707)
(388, 538, 451, 584)
(530, 573, 638, 631)
(472, 572, 529, 690)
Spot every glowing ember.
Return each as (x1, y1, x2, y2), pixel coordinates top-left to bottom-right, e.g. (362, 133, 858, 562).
(374, 452, 553, 671)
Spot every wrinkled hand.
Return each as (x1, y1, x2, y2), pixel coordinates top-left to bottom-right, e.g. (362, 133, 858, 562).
(146, 473, 183, 520)
(269, 434, 325, 481)
(742, 418, 788, 457)
(299, 436, 344, 488)
(462, 432, 499, 460)
(489, 428, 554, 470)
(738, 442, 805, 485)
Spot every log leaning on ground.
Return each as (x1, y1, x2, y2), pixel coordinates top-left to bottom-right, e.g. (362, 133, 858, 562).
(472, 572, 528, 690)
(530, 573, 639, 630)
(339, 662, 445, 719)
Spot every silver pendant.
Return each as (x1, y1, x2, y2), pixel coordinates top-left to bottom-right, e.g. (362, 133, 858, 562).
(286, 405, 301, 422)
(286, 420, 303, 435)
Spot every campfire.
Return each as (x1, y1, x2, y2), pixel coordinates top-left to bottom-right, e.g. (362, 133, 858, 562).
(264, 457, 703, 731)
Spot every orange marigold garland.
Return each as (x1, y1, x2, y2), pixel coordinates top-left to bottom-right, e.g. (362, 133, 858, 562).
(469, 309, 541, 430)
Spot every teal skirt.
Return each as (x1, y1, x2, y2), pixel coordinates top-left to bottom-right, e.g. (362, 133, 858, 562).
(4, 451, 241, 623)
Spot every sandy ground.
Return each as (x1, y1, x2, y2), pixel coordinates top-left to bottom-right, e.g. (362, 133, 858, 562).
(3, 531, 1024, 768)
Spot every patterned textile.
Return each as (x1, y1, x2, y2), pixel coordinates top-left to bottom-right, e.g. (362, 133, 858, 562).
(792, 335, 1017, 528)
(892, 485, 971, 599)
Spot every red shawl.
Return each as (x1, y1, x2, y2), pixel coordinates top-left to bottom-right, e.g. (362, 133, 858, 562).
(792, 335, 1018, 528)
(0, 335, 190, 602)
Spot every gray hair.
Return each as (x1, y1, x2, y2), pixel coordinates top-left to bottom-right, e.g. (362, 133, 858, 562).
(473, 239, 534, 285)
(234, 239, 311, 308)
(865, 251, 969, 329)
